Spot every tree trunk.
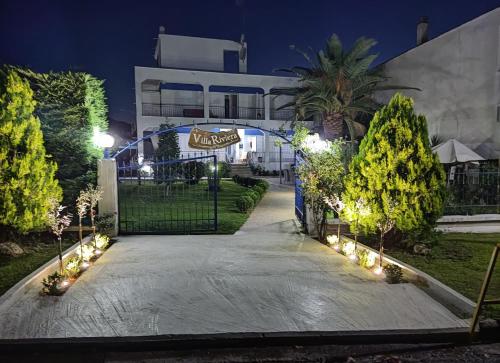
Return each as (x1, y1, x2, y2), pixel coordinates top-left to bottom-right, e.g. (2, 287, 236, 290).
(322, 113, 344, 140)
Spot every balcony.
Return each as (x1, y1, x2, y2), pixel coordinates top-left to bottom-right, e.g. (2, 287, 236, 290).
(209, 105, 264, 120)
(142, 103, 204, 118)
(270, 108, 295, 121)
(141, 103, 299, 122)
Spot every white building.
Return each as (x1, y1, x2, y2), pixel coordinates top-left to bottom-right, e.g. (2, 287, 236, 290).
(134, 27, 306, 171)
(378, 8, 500, 160)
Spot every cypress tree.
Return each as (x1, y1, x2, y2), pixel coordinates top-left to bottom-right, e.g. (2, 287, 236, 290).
(155, 123, 180, 160)
(0, 69, 62, 234)
(13, 68, 108, 207)
(343, 93, 446, 243)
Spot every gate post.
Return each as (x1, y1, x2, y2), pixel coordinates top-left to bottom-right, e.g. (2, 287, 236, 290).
(97, 158, 119, 236)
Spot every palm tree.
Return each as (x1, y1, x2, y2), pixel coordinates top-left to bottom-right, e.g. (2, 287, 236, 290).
(271, 34, 417, 140)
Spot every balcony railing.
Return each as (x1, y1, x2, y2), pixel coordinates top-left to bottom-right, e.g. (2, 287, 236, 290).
(142, 103, 204, 118)
(142, 103, 299, 121)
(209, 105, 264, 120)
(270, 108, 295, 121)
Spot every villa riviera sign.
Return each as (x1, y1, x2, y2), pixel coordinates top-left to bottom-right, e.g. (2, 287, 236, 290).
(188, 127, 241, 150)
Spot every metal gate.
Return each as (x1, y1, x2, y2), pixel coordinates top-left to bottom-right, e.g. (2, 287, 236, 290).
(117, 155, 218, 234)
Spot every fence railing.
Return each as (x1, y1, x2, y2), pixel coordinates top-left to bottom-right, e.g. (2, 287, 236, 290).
(444, 170, 500, 215)
(248, 151, 295, 163)
(270, 108, 295, 121)
(209, 105, 265, 120)
(142, 103, 204, 118)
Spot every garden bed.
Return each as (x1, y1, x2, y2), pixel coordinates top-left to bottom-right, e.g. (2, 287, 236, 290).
(0, 235, 76, 296)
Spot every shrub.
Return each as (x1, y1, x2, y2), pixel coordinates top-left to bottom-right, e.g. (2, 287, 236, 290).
(94, 234, 110, 250)
(256, 180, 269, 191)
(246, 190, 260, 204)
(357, 249, 377, 269)
(252, 185, 265, 197)
(384, 264, 403, 284)
(76, 244, 94, 262)
(235, 195, 254, 212)
(41, 272, 64, 295)
(218, 161, 231, 178)
(0, 69, 62, 233)
(64, 257, 81, 278)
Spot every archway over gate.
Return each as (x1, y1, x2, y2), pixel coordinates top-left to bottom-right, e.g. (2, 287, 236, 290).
(103, 122, 295, 235)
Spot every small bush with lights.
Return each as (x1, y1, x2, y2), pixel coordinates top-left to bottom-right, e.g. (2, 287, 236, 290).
(41, 186, 114, 296)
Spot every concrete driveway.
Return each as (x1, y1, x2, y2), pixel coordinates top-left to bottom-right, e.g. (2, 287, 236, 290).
(0, 180, 468, 338)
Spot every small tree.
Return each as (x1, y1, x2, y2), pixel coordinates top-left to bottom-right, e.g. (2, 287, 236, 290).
(47, 198, 72, 274)
(343, 93, 446, 255)
(0, 69, 62, 234)
(84, 184, 103, 249)
(76, 190, 90, 257)
(341, 197, 370, 252)
(155, 123, 180, 160)
(295, 139, 346, 241)
(324, 194, 344, 244)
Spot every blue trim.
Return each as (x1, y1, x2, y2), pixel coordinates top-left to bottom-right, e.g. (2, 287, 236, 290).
(208, 85, 264, 94)
(244, 129, 264, 136)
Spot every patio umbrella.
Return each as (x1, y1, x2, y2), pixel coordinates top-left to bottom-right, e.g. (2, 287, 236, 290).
(431, 139, 485, 164)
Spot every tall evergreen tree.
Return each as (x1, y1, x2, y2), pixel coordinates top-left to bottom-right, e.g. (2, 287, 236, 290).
(155, 123, 180, 160)
(0, 69, 62, 234)
(343, 93, 446, 245)
(13, 68, 108, 207)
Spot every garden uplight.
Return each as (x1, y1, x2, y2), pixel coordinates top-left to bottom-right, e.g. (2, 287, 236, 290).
(373, 266, 383, 275)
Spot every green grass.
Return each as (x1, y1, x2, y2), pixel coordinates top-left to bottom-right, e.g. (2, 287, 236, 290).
(0, 240, 74, 296)
(118, 179, 254, 234)
(389, 233, 500, 314)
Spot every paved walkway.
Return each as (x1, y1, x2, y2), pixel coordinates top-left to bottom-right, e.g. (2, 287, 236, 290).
(0, 181, 468, 339)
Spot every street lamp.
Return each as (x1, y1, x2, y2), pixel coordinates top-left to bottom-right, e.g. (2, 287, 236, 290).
(92, 129, 115, 158)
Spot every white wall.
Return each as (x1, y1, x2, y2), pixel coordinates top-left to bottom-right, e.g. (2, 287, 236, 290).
(378, 8, 500, 158)
(156, 34, 247, 73)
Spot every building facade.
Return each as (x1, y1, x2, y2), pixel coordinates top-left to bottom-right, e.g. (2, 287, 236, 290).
(378, 8, 500, 160)
(134, 27, 306, 171)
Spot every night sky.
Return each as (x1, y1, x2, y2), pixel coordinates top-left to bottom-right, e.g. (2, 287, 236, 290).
(1, 0, 499, 123)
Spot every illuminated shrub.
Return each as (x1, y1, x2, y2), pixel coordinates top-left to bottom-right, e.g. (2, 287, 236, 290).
(76, 244, 94, 262)
(64, 257, 81, 278)
(342, 241, 356, 256)
(357, 250, 377, 269)
(94, 234, 110, 250)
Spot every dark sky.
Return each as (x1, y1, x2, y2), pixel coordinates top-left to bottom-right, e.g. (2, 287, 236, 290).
(1, 0, 499, 122)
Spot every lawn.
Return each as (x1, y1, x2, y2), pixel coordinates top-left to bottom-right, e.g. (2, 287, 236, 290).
(389, 233, 500, 314)
(0, 239, 74, 296)
(118, 179, 254, 234)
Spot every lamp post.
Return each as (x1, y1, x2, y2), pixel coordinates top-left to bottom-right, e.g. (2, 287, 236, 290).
(93, 130, 115, 158)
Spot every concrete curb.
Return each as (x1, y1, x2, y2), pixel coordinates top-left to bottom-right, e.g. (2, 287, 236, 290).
(0, 328, 470, 353)
(339, 236, 475, 317)
(0, 235, 93, 310)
